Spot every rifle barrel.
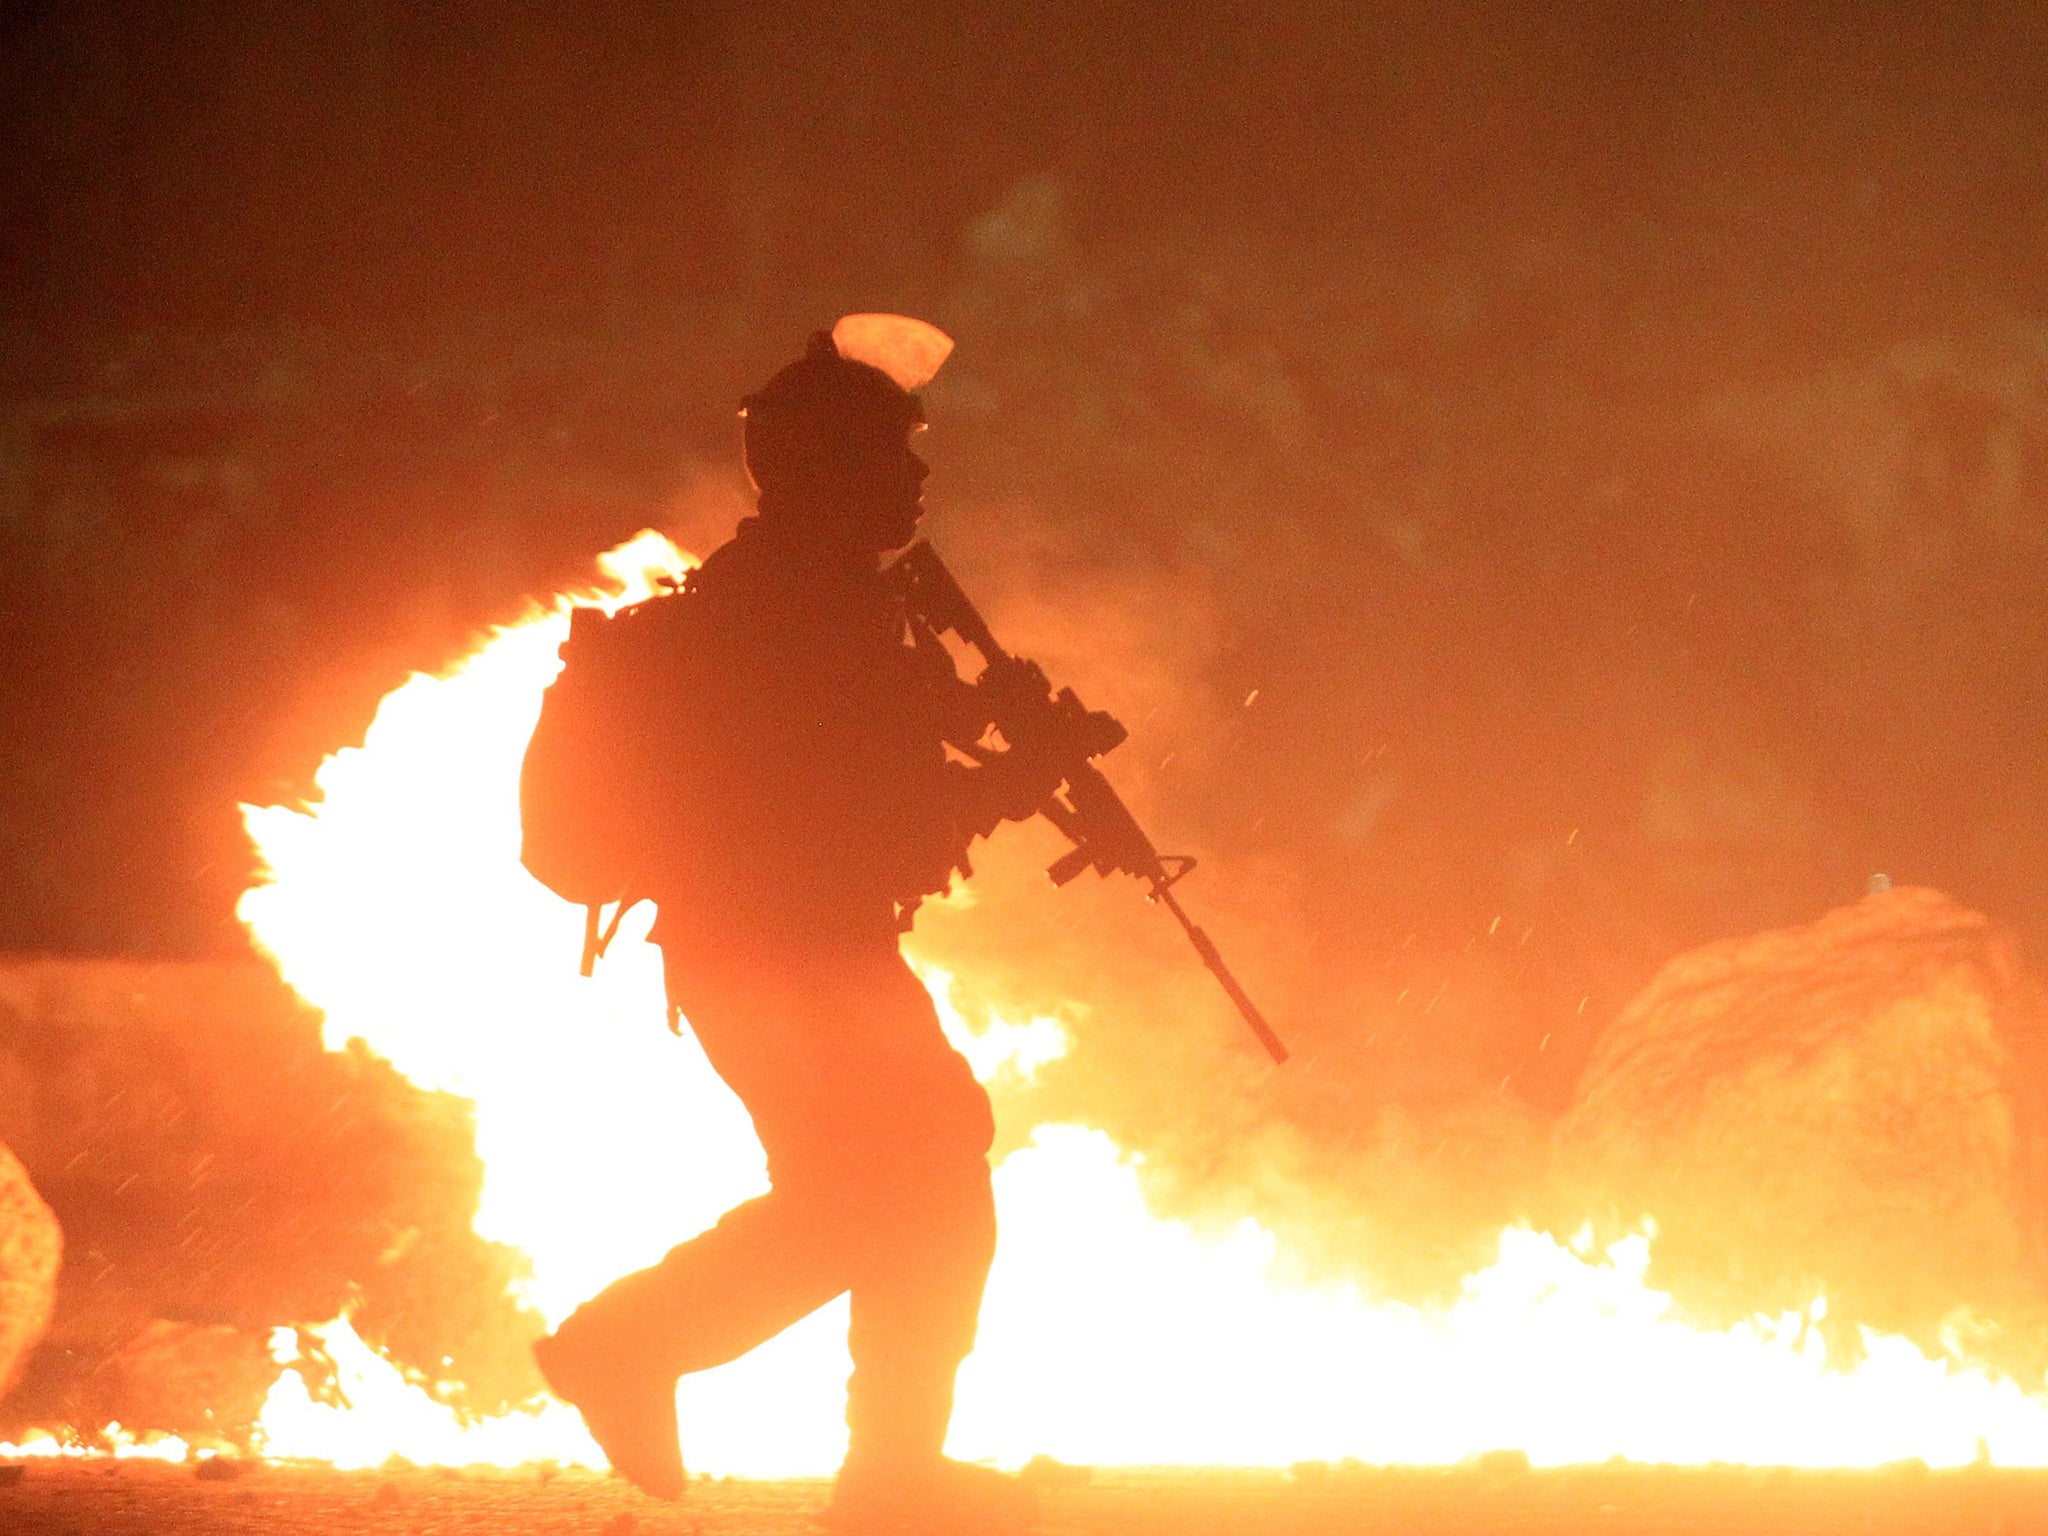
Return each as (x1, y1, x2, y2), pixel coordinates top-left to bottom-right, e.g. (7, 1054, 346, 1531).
(1155, 885, 1290, 1064)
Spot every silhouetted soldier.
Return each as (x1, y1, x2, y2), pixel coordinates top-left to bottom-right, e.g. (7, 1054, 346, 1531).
(532, 320, 1050, 1533)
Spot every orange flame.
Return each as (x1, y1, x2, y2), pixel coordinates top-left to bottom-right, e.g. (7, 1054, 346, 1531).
(0, 1427, 202, 1463)
(229, 531, 2048, 1473)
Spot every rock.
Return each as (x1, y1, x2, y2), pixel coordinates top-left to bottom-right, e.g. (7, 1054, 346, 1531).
(93, 1320, 274, 1440)
(1560, 887, 2048, 1369)
(0, 1140, 61, 1404)
(0, 956, 542, 1438)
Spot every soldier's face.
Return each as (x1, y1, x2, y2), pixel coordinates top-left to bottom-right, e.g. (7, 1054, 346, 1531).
(834, 424, 930, 553)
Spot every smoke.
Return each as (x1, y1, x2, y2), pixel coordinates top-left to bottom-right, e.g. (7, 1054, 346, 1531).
(3, 0, 2046, 1346)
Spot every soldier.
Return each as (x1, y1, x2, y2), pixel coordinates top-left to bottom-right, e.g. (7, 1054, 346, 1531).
(531, 319, 1051, 1533)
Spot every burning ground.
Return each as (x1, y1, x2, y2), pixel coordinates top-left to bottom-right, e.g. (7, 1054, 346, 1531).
(8, 1460, 2048, 1536)
(7, 540, 2048, 1478)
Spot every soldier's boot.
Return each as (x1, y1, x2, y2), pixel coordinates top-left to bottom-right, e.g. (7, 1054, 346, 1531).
(827, 1342, 1033, 1532)
(533, 1290, 685, 1502)
(821, 1455, 1039, 1535)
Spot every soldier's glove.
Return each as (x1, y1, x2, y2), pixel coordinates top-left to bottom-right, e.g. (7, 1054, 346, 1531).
(965, 744, 1068, 830)
(976, 654, 1054, 719)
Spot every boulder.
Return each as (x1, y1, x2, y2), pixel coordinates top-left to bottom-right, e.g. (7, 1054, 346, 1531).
(90, 1320, 275, 1441)
(1559, 886, 2048, 1369)
(0, 956, 541, 1439)
(0, 1140, 61, 1404)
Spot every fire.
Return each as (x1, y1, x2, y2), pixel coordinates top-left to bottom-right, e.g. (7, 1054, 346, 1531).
(256, 1317, 596, 1469)
(0, 1429, 196, 1463)
(228, 531, 2048, 1474)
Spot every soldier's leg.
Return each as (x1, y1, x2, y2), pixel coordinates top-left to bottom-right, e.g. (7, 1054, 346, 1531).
(536, 1183, 853, 1502)
(551, 1184, 850, 1377)
(824, 957, 1032, 1529)
(538, 943, 865, 1497)
(830, 952, 1001, 1467)
(842, 1155, 997, 1465)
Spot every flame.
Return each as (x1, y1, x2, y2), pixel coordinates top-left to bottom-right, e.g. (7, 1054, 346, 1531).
(225, 530, 2048, 1473)
(0, 1428, 196, 1463)
(254, 1317, 597, 1469)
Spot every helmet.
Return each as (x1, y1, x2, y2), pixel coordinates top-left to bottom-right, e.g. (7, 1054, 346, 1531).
(740, 317, 952, 495)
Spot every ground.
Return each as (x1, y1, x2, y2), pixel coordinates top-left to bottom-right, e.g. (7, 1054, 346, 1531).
(1, 1460, 2045, 1535)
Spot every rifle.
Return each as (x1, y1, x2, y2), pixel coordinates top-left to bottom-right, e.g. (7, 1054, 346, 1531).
(890, 541, 1288, 1065)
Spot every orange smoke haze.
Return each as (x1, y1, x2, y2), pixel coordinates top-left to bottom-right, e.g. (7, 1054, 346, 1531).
(4, 0, 2048, 1480)
(172, 535, 2048, 1473)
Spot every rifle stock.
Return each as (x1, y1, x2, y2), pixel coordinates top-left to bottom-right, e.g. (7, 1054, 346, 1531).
(890, 541, 1288, 1065)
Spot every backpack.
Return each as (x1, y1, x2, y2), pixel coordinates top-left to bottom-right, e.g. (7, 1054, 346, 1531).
(520, 585, 702, 964)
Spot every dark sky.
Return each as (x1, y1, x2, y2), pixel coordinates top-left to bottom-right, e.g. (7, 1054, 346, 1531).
(3, 0, 2046, 1130)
